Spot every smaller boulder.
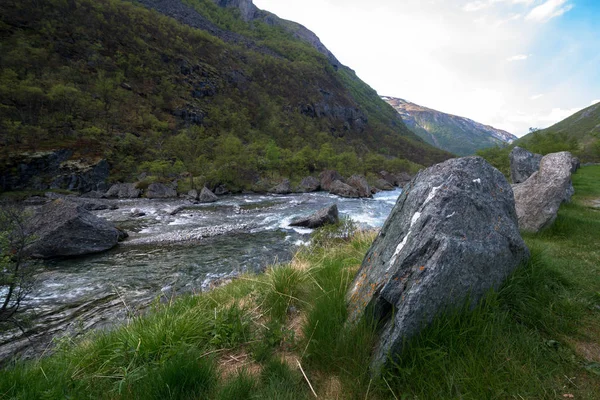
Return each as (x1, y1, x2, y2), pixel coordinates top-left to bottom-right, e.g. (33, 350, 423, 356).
(379, 171, 398, 186)
(347, 175, 372, 198)
(374, 179, 394, 191)
(510, 147, 543, 184)
(329, 180, 359, 198)
(146, 183, 177, 199)
(187, 189, 199, 201)
(214, 185, 229, 196)
(319, 170, 344, 191)
(130, 208, 146, 218)
(297, 176, 320, 192)
(105, 183, 141, 199)
(395, 172, 413, 187)
(513, 151, 574, 232)
(571, 157, 581, 173)
(199, 187, 218, 203)
(290, 204, 339, 229)
(269, 179, 292, 194)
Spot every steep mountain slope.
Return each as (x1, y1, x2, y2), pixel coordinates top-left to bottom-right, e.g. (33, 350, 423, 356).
(383, 97, 517, 156)
(517, 101, 600, 160)
(0, 0, 451, 191)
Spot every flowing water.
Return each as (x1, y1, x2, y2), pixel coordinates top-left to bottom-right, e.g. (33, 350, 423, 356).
(0, 189, 401, 362)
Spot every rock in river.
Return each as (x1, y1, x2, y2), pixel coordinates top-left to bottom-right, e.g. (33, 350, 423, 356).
(347, 156, 529, 371)
(329, 180, 359, 198)
(296, 176, 320, 193)
(146, 183, 177, 199)
(290, 204, 339, 229)
(199, 187, 218, 203)
(25, 199, 125, 259)
(513, 151, 575, 232)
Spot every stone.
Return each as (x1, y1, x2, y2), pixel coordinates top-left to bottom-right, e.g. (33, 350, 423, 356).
(373, 179, 395, 191)
(105, 183, 141, 199)
(395, 172, 413, 187)
(199, 187, 218, 203)
(509, 146, 543, 184)
(571, 157, 581, 173)
(297, 176, 320, 192)
(44, 192, 117, 211)
(379, 171, 398, 186)
(290, 204, 339, 229)
(347, 175, 372, 198)
(513, 151, 575, 232)
(130, 208, 146, 218)
(319, 170, 344, 191)
(146, 183, 177, 199)
(187, 189, 199, 201)
(329, 180, 360, 198)
(269, 179, 292, 194)
(25, 199, 124, 259)
(214, 185, 229, 196)
(347, 156, 529, 371)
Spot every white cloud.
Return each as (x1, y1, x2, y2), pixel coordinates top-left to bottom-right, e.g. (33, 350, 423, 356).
(530, 94, 544, 100)
(507, 54, 530, 61)
(526, 0, 574, 22)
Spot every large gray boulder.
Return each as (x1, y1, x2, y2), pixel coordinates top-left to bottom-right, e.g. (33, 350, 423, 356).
(509, 147, 543, 184)
(329, 180, 359, 198)
(347, 156, 529, 371)
(146, 183, 177, 199)
(513, 151, 574, 232)
(105, 183, 141, 199)
(198, 187, 218, 203)
(347, 175, 372, 198)
(25, 200, 124, 259)
(290, 204, 339, 229)
(269, 179, 292, 194)
(296, 176, 320, 192)
(319, 170, 344, 191)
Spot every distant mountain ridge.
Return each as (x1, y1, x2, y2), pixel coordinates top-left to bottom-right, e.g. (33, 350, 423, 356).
(383, 96, 517, 156)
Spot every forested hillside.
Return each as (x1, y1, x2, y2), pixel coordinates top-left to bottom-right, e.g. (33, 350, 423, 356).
(0, 0, 450, 191)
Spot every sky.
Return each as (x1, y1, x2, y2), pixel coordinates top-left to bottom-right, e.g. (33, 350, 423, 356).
(253, 0, 600, 137)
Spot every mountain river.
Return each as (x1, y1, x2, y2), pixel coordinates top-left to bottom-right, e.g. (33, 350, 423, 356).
(0, 189, 402, 363)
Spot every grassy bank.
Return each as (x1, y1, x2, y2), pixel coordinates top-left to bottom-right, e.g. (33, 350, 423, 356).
(1, 167, 599, 399)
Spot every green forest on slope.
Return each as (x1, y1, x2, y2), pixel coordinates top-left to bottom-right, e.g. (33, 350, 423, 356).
(0, 0, 450, 191)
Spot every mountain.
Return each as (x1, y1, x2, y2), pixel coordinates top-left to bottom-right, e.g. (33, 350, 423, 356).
(383, 96, 517, 156)
(0, 0, 451, 192)
(517, 101, 600, 160)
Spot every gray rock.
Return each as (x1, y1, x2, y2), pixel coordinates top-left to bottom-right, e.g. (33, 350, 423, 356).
(373, 179, 395, 191)
(571, 157, 581, 173)
(25, 199, 123, 259)
(297, 176, 320, 192)
(513, 151, 574, 232)
(329, 180, 359, 198)
(379, 171, 398, 186)
(80, 190, 105, 199)
(347, 156, 529, 371)
(105, 183, 141, 199)
(395, 172, 413, 187)
(269, 179, 292, 194)
(319, 170, 344, 191)
(130, 208, 146, 218)
(146, 183, 177, 199)
(347, 175, 372, 198)
(199, 187, 218, 203)
(290, 204, 339, 229)
(509, 147, 543, 184)
(214, 185, 229, 196)
(187, 189, 199, 201)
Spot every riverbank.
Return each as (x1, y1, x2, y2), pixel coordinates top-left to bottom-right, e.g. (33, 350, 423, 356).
(1, 166, 599, 399)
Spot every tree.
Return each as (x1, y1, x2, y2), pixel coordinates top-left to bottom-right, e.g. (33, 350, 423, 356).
(0, 204, 37, 329)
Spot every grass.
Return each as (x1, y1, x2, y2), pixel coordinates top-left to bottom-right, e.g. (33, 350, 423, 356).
(1, 167, 599, 399)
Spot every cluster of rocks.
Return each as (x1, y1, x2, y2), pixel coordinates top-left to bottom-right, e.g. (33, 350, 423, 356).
(346, 149, 581, 373)
(267, 170, 413, 199)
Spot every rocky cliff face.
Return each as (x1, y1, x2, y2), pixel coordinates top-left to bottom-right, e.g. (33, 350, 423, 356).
(383, 96, 517, 156)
